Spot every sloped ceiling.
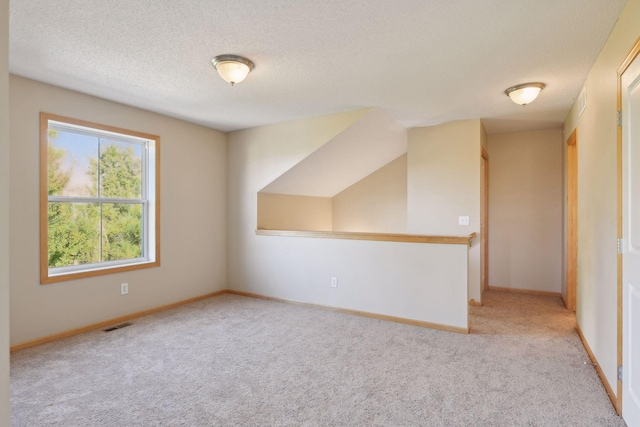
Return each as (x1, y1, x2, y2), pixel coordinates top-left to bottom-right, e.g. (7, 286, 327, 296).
(9, 0, 627, 133)
(260, 109, 406, 197)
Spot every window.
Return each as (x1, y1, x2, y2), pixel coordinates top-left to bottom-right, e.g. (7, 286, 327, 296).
(40, 113, 160, 283)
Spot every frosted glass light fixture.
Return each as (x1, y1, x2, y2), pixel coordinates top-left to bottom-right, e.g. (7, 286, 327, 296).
(211, 55, 254, 86)
(505, 82, 545, 105)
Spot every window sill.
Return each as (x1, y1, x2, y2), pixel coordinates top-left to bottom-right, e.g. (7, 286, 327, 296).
(42, 259, 160, 284)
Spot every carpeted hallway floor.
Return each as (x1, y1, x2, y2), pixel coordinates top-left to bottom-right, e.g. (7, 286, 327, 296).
(10, 290, 625, 426)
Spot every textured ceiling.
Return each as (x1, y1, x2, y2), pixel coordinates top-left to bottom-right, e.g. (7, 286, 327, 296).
(9, 0, 627, 133)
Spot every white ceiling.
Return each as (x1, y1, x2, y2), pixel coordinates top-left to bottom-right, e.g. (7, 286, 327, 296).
(9, 0, 627, 134)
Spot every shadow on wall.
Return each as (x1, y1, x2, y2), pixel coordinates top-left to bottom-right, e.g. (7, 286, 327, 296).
(257, 108, 408, 233)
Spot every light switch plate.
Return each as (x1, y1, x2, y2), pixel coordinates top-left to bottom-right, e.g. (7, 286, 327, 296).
(459, 216, 470, 226)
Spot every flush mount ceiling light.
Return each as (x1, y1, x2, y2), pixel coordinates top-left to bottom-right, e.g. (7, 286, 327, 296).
(211, 54, 254, 86)
(505, 82, 545, 106)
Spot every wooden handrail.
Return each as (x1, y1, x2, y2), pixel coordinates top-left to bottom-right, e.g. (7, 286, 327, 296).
(256, 229, 477, 245)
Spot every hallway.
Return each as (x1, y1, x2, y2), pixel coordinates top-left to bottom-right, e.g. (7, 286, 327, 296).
(470, 290, 575, 336)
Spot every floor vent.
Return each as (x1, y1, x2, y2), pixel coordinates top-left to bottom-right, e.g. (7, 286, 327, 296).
(103, 322, 133, 332)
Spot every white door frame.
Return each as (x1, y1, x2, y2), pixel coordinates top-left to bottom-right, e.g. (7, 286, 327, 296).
(617, 36, 640, 422)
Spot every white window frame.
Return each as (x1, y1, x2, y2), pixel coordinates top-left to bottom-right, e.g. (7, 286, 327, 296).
(40, 113, 160, 284)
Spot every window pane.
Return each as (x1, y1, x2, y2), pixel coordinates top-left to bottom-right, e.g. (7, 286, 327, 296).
(42, 113, 159, 283)
(48, 202, 100, 268)
(102, 203, 143, 261)
(47, 129, 99, 197)
(99, 140, 142, 199)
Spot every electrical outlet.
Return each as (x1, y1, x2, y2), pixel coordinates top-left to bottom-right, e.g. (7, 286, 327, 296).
(331, 277, 338, 288)
(458, 216, 470, 226)
(120, 283, 129, 295)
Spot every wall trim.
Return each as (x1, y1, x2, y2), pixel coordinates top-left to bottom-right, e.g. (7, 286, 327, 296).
(469, 299, 482, 307)
(256, 229, 476, 245)
(487, 286, 561, 297)
(10, 290, 227, 352)
(566, 129, 578, 312)
(226, 289, 469, 334)
(576, 324, 619, 414)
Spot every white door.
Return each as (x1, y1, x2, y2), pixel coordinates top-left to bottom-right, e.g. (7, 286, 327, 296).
(622, 49, 640, 426)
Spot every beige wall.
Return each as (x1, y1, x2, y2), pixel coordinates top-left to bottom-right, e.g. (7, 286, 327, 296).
(407, 119, 482, 302)
(227, 110, 365, 265)
(563, 0, 640, 396)
(228, 111, 469, 329)
(0, 0, 10, 421)
(258, 193, 332, 231)
(487, 129, 563, 293)
(9, 76, 228, 345)
(332, 154, 407, 233)
(259, 108, 405, 198)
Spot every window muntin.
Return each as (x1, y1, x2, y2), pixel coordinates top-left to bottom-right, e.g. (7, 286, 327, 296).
(40, 113, 160, 283)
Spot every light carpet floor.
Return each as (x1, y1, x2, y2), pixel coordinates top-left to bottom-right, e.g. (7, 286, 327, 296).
(11, 291, 626, 426)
